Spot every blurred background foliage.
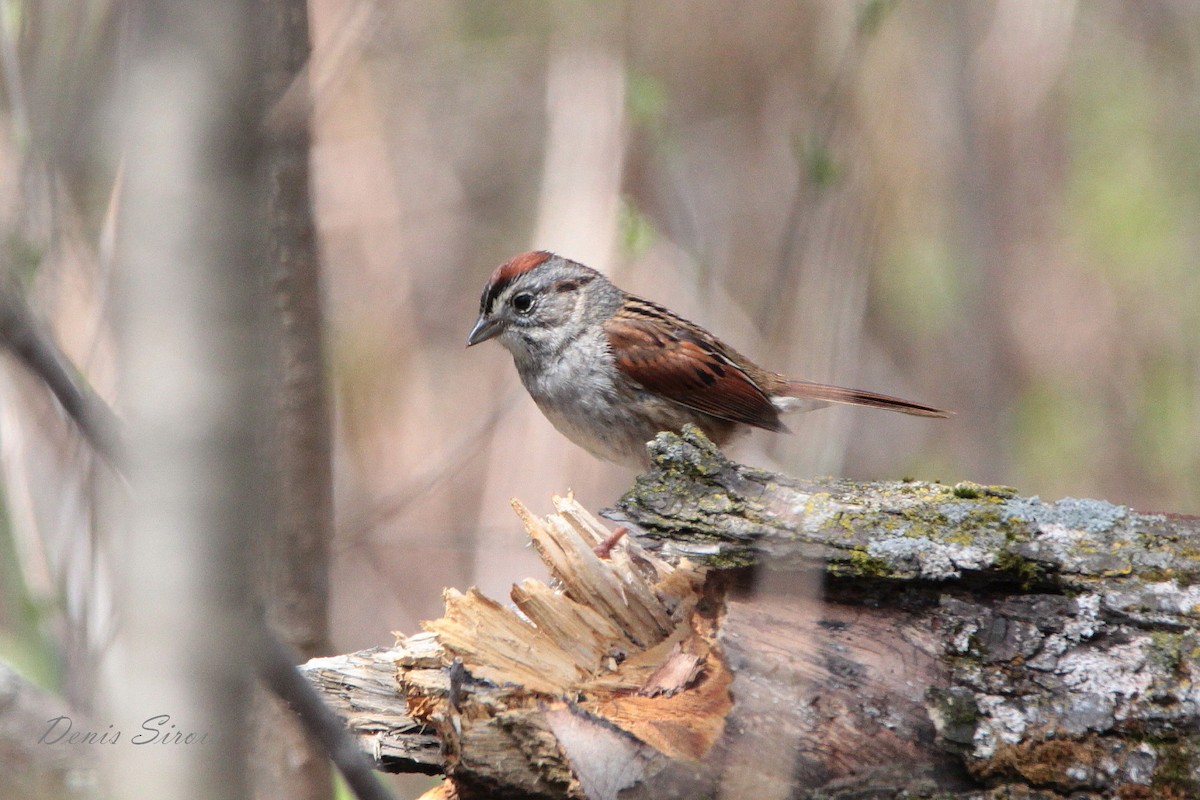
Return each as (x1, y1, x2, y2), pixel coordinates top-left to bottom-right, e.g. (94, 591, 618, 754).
(0, 0, 1196, 695)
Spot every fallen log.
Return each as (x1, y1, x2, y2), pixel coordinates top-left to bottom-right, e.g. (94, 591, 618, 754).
(302, 426, 1200, 799)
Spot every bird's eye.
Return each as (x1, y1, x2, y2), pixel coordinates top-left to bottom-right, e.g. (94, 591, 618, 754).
(511, 292, 536, 314)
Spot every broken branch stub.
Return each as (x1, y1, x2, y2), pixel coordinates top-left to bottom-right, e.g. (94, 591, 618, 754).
(411, 495, 727, 799)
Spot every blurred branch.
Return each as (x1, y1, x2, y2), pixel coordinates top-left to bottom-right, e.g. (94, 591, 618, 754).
(256, 633, 396, 800)
(0, 275, 123, 467)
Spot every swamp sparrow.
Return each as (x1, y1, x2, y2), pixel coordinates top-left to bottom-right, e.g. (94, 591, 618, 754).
(467, 251, 947, 468)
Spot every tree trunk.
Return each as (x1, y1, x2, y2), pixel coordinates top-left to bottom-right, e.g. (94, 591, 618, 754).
(303, 427, 1200, 800)
(106, 4, 264, 798)
(254, 1, 334, 797)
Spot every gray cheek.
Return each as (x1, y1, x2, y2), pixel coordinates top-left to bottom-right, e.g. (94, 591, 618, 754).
(498, 325, 537, 354)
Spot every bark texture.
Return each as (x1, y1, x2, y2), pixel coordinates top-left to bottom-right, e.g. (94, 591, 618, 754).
(303, 427, 1200, 799)
(254, 0, 333, 797)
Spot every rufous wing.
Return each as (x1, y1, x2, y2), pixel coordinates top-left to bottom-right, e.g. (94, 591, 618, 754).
(604, 304, 786, 432)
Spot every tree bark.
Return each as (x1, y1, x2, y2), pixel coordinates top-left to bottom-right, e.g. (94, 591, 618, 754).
(254, 1, 334, 797)
(302, 427, 1200, 799)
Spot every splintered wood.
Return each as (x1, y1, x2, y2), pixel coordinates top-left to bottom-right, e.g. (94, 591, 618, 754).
(410, 495, 729, 799)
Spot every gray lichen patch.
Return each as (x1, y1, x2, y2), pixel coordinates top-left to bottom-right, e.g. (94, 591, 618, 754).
(865, 535, 994, 580)
(1104, 580, 1200, 624)
(1002, 496, 1129, 534)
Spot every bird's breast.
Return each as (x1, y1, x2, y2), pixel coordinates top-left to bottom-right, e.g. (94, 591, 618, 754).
(511, 335, 648, 466)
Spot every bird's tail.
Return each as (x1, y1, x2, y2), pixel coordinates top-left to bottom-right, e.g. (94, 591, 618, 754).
(776, 379, 950, 418)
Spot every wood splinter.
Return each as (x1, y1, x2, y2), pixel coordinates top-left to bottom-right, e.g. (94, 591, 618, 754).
(402, 494, 726, 800)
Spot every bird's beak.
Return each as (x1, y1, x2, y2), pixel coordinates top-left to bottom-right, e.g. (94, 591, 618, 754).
(466, 314, 503, 347)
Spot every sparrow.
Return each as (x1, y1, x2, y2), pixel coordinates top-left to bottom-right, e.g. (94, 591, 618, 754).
(467, 251, 947, 468)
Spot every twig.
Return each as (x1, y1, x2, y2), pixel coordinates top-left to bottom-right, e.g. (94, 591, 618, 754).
(257, 632, 396, 800)
(0, 281, 125, 468)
